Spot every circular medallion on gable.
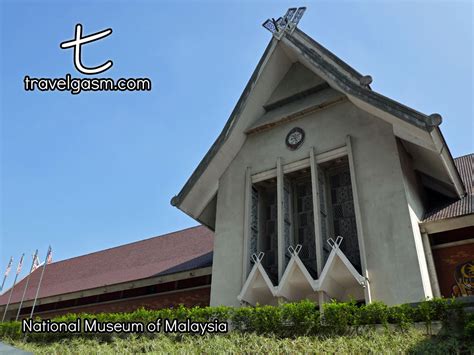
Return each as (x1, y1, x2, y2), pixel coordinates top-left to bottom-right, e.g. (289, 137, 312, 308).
(285, 127, 305, 150)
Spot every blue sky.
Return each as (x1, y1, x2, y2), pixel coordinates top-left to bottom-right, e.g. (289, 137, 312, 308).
(0, 1, 472, 290)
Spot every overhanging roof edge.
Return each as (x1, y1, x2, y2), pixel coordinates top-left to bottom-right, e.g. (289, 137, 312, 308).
(171, 27, 454, 214)
(285, 32, 436, 131)
(170, 37, 278, 210)
(293, 28, 364, 83)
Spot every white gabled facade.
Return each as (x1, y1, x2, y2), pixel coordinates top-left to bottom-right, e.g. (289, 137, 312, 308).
(172, 23, 467, 307)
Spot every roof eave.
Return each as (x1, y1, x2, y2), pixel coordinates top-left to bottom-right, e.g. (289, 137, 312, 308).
(430, 127, 466, 198)
(170, 37, 279, 211)
(171, 27, 463, 218)
(283, 31, 436, 131)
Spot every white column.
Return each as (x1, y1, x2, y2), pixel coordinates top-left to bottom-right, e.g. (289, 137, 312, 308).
(242, 167, 252, 285)
(346, 135, 372, 303)
(421, 230, 441, 298)
(310, 147, 323, 275)
(277, 157, 284, 281)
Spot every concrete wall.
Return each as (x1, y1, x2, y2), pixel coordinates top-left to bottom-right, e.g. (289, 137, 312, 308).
(397, 142, 426, 220)
(210, 99, 429, 307)
(397, 143, 433, 298)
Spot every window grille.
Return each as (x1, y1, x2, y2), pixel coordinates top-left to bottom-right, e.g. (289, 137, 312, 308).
(327, 165, 361, 273)
(250, 186, 259, 264)
(293, 176, 317, 278)
(250, 181, 279, 284)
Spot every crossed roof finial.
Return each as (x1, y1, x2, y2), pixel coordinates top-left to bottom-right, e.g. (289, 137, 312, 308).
(262, 7, 307, 37)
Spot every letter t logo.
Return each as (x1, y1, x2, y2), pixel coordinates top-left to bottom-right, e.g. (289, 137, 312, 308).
(60, 24, 113, 75)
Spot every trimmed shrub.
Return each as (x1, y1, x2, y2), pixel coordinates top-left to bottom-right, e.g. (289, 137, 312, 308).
(321, 300, 358, 335)
(280, 300, 320, 337)
(358, 301, 389, 326)
(0, 297, 467, 343)
(464, 314, 474, 339)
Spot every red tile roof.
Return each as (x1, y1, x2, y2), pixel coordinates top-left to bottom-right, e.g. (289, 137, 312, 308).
(424, 153, 473, 222)
(0, 226, 213, 305)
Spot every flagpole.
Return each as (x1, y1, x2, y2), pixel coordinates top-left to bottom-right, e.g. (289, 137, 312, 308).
(0, 277, 5, 294)
(29, 246, 50, 319)
(0, 257, 13, 293)
(16, 250, 38, 321)
(2, 254, 24, 322)
(0, 274, 7, 294)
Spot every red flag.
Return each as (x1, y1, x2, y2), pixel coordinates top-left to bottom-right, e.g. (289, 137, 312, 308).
(46, 246, 53, 264)
(16, 254, 24, 275)
(4, 257, 13, 277)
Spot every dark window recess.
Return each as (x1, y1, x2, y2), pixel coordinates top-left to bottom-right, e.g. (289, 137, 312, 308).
(177, 275, 209, 289)
(53, 298, 76, 309)
(122, 287, 149, 298)
(251, 179, 279, 284)
(98, 291, 123, 303)
(76, 295, 100, 306)
(17, 276, 211, 317)
(430, 226, 474, 246)
(425, 187, 457, 211)
(321, 157, 362, 274)
(285, 169, 318, 279)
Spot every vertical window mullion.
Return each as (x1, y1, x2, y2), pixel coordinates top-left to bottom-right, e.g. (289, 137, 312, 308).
(283, 176, 292, 269)
(276, 157, 284, 282)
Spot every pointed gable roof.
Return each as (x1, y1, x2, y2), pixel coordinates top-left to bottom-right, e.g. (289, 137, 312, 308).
(171, 26, 465, 226)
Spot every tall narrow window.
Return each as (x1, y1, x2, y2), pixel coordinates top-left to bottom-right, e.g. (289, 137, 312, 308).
(320, 157, 361, 273)
(249, 186, 259, 260)
(285, 169, 318, 278)
(318, 168, 330, 267)
(250, 179, 278, 284)
(247, 156, 361, 285)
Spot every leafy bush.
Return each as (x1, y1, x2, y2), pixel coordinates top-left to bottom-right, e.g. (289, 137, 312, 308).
(321, 300, 359, 335)
(280, 300, 320, 336)
(387, 303, 415, 329)
(0, 297, 468, 343)
(229, 301, 321, 337)
(359, 301, 389, 326)
(465, 314, 474, 339)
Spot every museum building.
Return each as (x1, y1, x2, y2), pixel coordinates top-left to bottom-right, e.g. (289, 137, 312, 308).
(1, 17, 473, 319)
(171, 22, 473, 307)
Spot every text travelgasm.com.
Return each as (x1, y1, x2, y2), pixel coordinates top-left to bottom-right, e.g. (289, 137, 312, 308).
(24, 74, 152, 94)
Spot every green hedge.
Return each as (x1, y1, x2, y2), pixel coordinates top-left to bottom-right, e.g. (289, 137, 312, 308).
(465, 313, 474, 339)
(0, 298, 468, 342)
